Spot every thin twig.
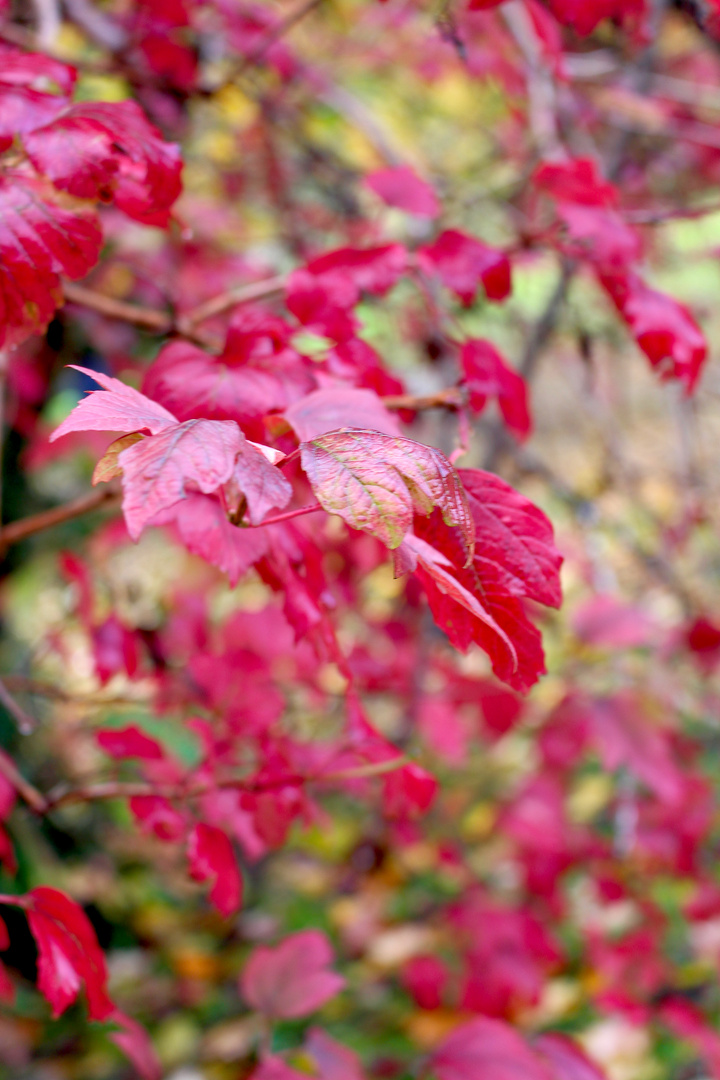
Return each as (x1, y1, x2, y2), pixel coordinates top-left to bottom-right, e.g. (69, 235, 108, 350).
(31, 0, 61, 47)
(383, 387, 465, 411)
(222, 0, 324, 85)
(179, 274, 287, 329)
(45, 755, 408, 811)
(62, 283, 172, 332)
(0, 751, 47, 814)
(0, 679, 37, 735)
(0, 488, 120, 553)
(259, 503, 322, 527)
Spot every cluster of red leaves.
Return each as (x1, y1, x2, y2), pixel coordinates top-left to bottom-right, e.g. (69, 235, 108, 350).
(0, 0, 719, 1076)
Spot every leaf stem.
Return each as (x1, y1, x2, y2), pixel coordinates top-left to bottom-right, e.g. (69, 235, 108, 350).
(0, 488, 121, 554)
(258, 502, 322, 527)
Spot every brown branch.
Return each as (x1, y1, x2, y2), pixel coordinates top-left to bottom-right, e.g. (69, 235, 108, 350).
(45, 755, 408, 812)
(383, 387, 466, 411)
(0, 488, 120, 553)
(62, 283, 172, 332)
(0, 750, 47, 814)
(178, 274, 287, 330)
(225, 0, 324, 83)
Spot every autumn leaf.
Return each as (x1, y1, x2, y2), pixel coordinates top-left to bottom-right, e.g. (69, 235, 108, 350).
(300, 429, 475, 551)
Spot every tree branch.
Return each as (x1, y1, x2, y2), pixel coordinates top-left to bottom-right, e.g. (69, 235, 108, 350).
(0, 750, 47, 814)
(0, 488, 120, 553)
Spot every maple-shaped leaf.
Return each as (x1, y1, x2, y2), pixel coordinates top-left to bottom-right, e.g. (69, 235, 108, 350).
(25, 100, 182, 225)
(224, 437, 292, 525)
(284, 386, 401, 441)
(300, 429, 474, 550)
(142, 313, 315, 424)
(600, 271, 707, 392)
(419, 229, 511, 305)
(51, 366, 177, 442)
(114, 419, 242, 540)
(187, 823, 243, 917)
(461, 340, 531, 439)
(240, 930, 345, 1019)
(364, 164, 439, 218)
(431, 1017, 553, 1080)
(0, 173, 103, 349)
(24, 886, 114, 1020)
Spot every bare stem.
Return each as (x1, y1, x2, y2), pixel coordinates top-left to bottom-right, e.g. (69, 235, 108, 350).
(0, 679, 37, 736)
(258, 502, 322, 527)
(0, 751, 47, 814)
(0, 488, 120, 553)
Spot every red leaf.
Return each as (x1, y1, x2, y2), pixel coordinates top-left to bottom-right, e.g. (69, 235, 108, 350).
(402, 954, 449, 1009)
(600, 271, 707, 392)
(0, 47, 74, 147)
(364, 165, 439, 218)
(96, 726, 164, 760)
(534, 158, 619, 208)
(461, 340, 531, 439)
(300, 430, 474, 550)
(304, 244, 407, 297)
(25, 100, 182, 224)
(26, 886, 114, 1020)
(142, 317, 315, 424)
(431, 1017, 554, 1080)
(410, 470, 562, 691)
(130, 794, 186, 841)
(419, 230, 512, 305)
(116, 418, 243, 539)
(240, 930, 345, 1019)
(51, 366, 177, 442)
(547, 0, 643, 34)
(187, 823, 243, 917)
(0, 173, 102, 349)
(225, 438, 292, 525)
(284, 386, 401, 441)
(108, 1010, 162, 1080)
(383, 762, 438, 819)
(458, 469, 562, 609)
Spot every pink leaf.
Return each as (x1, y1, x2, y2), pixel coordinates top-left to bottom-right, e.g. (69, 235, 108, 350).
(96, 726, 164, 760)
(365, 164, 439, 218)
(225, 438, 293, 525)
(461, 340, 531, 439)
(25, 100, 182, 225)
(108, 1010, 162, 1080)
(306, 1027, 366, 1080)
(402, 955, 449, 1010)
(117, 418, 244, 539)
(50, 366, 177, 442)
(431, 1017, 554, 1080)
(143, 315, 315, 424)
(26, 887, 114, 1021)
(383, 762, 438, 819)
(240, 930, 345, 1019)
(535, 1034, 608, 1080)
(284, 386, 401, 441)
(0, 173, 102, 350)
(187, 823, 243, 917)
(419, 230, 511, 305)
(300, 429, 474, 550)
